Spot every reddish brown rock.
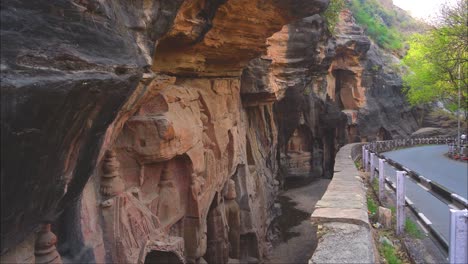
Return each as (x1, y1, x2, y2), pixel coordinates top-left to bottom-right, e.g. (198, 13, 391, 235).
(1, 1, 420, 264)
(34, 224, 62, 264)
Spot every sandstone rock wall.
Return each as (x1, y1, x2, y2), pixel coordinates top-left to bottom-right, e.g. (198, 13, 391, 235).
(1, 0, 329, 263)
(1, 0, 183, 258)
(1, 1, 419, 263)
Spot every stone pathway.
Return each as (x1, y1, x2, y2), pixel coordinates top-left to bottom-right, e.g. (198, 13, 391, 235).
(310, 144, 376, 264)
(265, 179, 330, 264)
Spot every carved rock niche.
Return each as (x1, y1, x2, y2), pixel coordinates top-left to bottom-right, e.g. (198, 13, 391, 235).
(281, 125, 315, 178)
(331, 69, 362, 110)
(98, 148, 191, 263)
(97, 80, 243, 263)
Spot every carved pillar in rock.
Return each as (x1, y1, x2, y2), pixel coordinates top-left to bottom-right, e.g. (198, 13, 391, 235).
(184, 218, 207, 264)
(34, 224, 62, 264)
(185, 173, 207, 263)
(100, 150, 125, 198)
(224, 180, 240, 259)
(157, 164, 182, 227)
(100, 150, 161, 263)
(205, 200, 229, 264)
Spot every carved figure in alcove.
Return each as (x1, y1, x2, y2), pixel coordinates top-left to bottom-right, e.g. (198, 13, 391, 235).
(224, 180, 240, 259)
(187, 173, 205, 219)
(203, 150, 216, 188)
(201, 113, 216, 149)
(157, 164, 182, 227)
(100, 192, 162, 263)
(34, 224, 62, 264)
(288, 130, 304, 154)
(184, 217, 207, 263)
(99, 154, 176, 263)
(191, 173, 205, 201)
(299, 112, 305, 125)
(205, 200, 229, 264)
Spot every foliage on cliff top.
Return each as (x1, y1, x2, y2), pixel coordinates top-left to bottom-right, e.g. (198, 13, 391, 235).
(324, 0, 346, 34)
(348, 0, 402, 50)
(347, 0, 427, 52)
(402, 0, 467, 112)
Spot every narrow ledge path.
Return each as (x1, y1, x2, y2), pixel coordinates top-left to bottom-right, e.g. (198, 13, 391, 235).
(310, 143, 377, 263)
(266, 179, 330, 264)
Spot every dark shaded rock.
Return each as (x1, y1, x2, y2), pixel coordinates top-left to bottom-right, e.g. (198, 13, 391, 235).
(357, 44, 420, 139)
(0, 0, 183, 255)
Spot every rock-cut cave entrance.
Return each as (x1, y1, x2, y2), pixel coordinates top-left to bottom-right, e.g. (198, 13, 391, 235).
(333, 69, 359, 110)
(144, 251, 183, 264)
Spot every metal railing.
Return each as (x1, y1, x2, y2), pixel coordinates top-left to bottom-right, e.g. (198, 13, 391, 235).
(362, 137, 467, 263)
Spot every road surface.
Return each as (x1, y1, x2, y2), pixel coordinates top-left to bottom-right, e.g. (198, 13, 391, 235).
(382, 145, 468, 242)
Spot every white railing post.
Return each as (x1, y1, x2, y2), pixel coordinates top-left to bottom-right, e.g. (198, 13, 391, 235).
(365, 149, 369, 172)
(449, 209, 468, 264)
(362, 145, 366, 168)
(379, 158, 385, 202)
(370, 153, 376, 182)
(396, 171, 406, 235)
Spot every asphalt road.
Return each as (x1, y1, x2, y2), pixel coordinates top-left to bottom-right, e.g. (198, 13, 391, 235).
(384, 145, 468, 199)
(382, 145, 468, 242)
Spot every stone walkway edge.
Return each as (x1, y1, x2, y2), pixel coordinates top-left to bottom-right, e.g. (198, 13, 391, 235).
(309, 143, 377, 263)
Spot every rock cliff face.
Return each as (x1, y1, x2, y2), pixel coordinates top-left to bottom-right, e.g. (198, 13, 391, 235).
(1, 0, 328, 263)
(1, 1, 418, 263)
(327, 9, 419, 142)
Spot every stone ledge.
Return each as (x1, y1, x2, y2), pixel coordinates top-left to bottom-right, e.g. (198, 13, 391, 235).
(310, 143, 376, 263)
(310, 222, 375, 264)
(311, 208, 369, 226)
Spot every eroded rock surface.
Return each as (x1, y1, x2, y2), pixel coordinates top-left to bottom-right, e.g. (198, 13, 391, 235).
(1, 0, 330, 263)
(1, 1, 420, 263)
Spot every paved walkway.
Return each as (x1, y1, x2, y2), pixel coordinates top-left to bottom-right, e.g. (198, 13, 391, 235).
(310, 144, 376, 263)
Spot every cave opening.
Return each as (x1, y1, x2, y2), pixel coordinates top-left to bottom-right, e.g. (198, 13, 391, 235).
(377, 126, 392, 141)
(144, 251, 182, 264)
(333, 69, 359, 110)
(346, 124, 360, 143)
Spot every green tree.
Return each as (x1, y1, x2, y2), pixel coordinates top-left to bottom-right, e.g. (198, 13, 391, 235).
(402, 0, 467, 111)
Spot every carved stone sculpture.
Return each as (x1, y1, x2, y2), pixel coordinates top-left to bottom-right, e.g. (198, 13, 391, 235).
(201, 113, 216, 149)
(191, 173, 204, 201)
(224, 180, 240, 259)
(100, 150, 125, 197)
(288, 130, 303, 153)
(184, 218, 207, 263)
(205, 201, 229, 264)
(34, 224, 62, 264)
(187, 173, 204, 219)
(157, 164, 182, 227)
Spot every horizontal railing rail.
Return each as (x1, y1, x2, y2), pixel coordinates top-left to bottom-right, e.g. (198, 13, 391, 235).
(362, 137, 468, 261)
(375, 154, 468, 210)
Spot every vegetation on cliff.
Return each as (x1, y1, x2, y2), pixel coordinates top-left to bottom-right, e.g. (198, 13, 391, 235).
(324, 0, 346, 34)
(347, 0, 428, 52)
(402, 0, 467, 112)
(348, 0, 402, 50)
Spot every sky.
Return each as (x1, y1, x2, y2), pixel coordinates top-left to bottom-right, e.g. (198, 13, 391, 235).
(393, 0, 458, 21)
